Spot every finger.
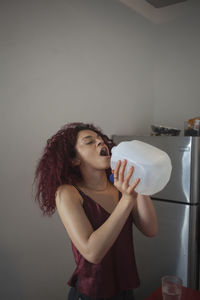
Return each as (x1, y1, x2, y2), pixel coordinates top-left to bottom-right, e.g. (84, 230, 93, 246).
(128, 178, 140, 192)
(118, 160, 127, 182)
(114, 160, 121, 181)
(124, 166, 134, 185)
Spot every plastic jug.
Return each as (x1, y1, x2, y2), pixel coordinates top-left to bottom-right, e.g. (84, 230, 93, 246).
(110, 140, 172, 195)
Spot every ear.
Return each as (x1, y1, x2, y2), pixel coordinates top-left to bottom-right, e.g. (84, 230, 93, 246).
(71, 157, 81, 166)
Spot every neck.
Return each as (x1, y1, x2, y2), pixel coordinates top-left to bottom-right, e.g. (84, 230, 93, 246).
(80, 169, 108, 192)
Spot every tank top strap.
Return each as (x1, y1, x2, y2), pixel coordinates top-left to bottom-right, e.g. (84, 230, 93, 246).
(73, 185, 85, 198)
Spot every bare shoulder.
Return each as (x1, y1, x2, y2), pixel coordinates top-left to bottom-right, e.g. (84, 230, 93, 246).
(55, 184, 83, 208)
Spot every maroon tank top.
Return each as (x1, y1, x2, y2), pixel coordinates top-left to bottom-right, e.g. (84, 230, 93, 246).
(68, 187, 140, 298)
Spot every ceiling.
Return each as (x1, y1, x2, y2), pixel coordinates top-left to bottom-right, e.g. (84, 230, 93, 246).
(119, 0, 190, 24)
(145, 0, 187, 8)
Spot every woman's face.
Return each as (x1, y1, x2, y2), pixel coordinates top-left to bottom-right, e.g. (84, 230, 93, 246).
(74, 130, 111, 170)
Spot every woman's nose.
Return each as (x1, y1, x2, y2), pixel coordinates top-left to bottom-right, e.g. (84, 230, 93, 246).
(96, 138, 104, 146)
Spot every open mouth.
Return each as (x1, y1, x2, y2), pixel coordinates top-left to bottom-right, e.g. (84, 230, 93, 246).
(100, 147, 109, 156)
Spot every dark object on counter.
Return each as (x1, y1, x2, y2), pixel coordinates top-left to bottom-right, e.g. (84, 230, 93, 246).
(151, 125, 181, 136)
(184, 128, 199, 136)
(184, 118, 200, 136)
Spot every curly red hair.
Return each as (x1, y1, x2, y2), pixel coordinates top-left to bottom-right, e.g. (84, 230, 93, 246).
(33, 122, 115, 216)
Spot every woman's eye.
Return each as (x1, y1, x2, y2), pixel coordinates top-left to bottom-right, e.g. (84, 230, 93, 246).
(86, 141, 94, 144)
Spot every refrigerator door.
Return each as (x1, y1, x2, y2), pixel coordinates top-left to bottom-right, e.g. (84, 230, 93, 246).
(112, 136, 200, 204)
(132, 200, 198, 300)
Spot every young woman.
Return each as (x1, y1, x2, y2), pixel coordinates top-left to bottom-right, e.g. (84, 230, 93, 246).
(34, 122, 158, 300)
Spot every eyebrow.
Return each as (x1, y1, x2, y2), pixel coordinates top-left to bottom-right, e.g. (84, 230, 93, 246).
(82, 134, 100, 141)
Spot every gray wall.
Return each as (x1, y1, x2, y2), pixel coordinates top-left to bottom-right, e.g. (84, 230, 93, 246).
(153, 1, 200, 131)
(0, 0, 199, 299)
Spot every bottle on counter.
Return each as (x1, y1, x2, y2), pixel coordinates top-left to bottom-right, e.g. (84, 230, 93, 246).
(184, 116, 200, 136)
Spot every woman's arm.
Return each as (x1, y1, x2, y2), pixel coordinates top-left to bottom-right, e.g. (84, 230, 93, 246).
(112, 160, 158, 238)
(132, 194, 158, 237)
(56, 174, 139, 264)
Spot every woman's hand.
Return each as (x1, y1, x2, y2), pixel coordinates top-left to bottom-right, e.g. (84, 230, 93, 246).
(113, 160, 140, 200)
